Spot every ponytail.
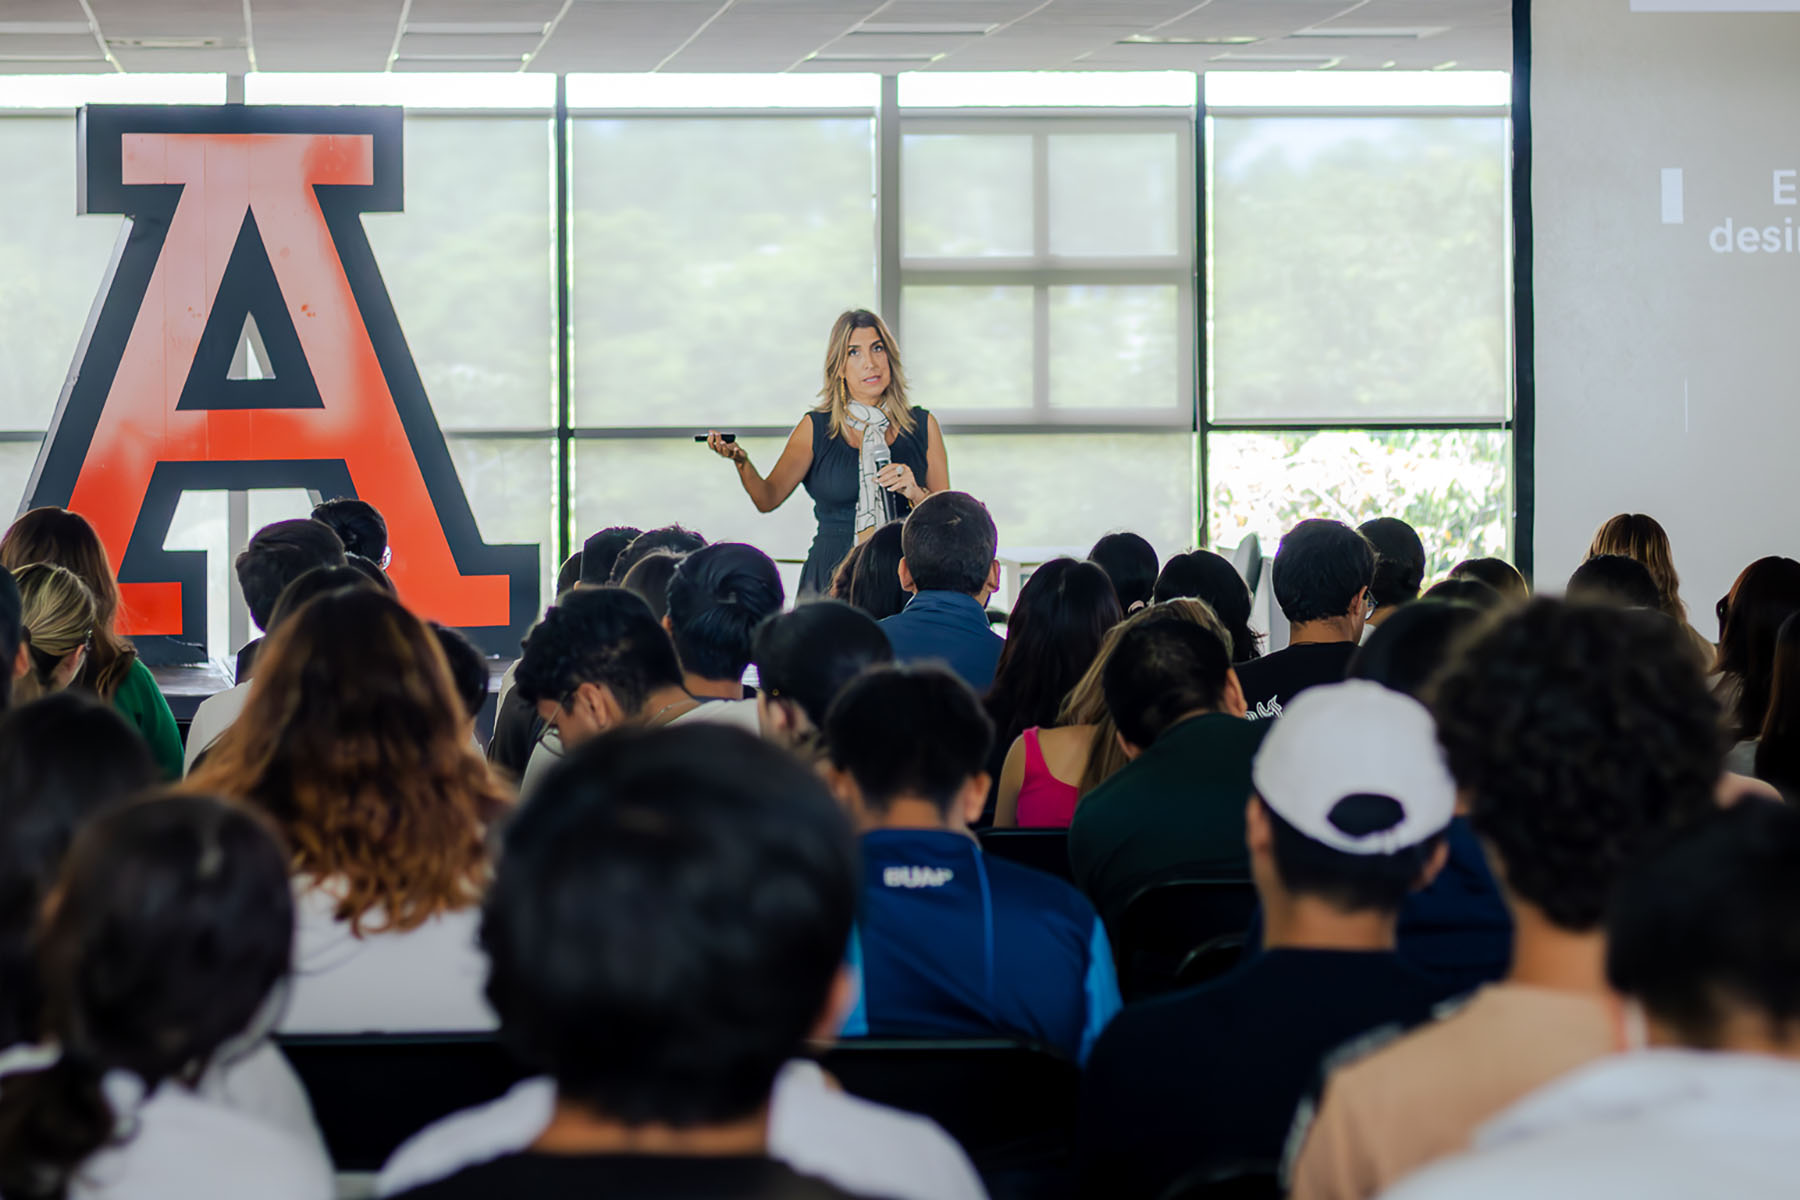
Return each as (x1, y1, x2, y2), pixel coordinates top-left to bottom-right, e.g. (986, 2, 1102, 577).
(0, 1049, 114, 1200)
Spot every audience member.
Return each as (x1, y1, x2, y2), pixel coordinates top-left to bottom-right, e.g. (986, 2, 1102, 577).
(579, 526, 643, 587)
(0, 693, 155, 1050)
(228, 517, 347, 682)
(1088, 531, 1159, 614)
(312, 496, 389, 566)
(608, 524, 706, 584)
(0, 796, 331, 1200)
(1152, 549, 1262, 662)
(1069, 611, 1263, 926)
(1748, 611, 1800, 792)
(826, 539, 867, 602)
(1447, 557, 1528, 602)
(1385, 803, 1800, 1200)
(1587, 512, 1713, 659)
(1358, 517, 1427, 634)
(826, 666, 1120, 1063)
(433, 622, 490, 745)
(187, 589, 512, 1032)
(555, 550, 583, 599)
(752, 601, 892, 761)
(1236, 520, 1374, 720)
(13, 563, 95, 706)
(184, 564, 373, 772)
(1082, 682, 1454, 1198)
(983, 558, 1122, 825)
(1288, 600, 1723, 1200)
(0, 508, 184, 777)
(621, 549, 684, 620)
(1565, 553, 1661, 610)
(346, 552, 398, 594)
(0, 567, 21, 711)
(880, 493, 1005, 693)
(387, 727, 977, 1200)
(847, 519, 907, 621)
(1713, 555, 1800, 742)
(1421, 576, 1503, 608)
(664, 543, 785, 732)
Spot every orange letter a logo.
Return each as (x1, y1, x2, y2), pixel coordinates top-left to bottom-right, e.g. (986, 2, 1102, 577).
(25, 105, 538, 660)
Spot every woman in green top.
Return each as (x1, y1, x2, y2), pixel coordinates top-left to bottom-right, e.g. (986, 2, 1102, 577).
(1, 508, 184, 779)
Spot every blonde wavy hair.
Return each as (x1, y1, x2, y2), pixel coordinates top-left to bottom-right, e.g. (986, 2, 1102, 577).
(1058, 597, 1235, 796)
(816, 309, 915, 441)
(1587, 513, 1687, 623)
(1, 508, 137, 700)
(186, 588, 511, 934)
(13, 563, 97, 703)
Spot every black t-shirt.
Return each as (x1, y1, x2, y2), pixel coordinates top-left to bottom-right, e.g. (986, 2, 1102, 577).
(390, 1153, 871, 1200)
(1233, 642, 1359, 721)
(1078, 949, 1443, 1200)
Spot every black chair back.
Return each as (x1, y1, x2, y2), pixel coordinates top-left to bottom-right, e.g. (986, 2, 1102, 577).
(1114, 878, 1259, 999)
(1158, 1162, 1282, 1200)
(1174, 933, 1248, 990)
(278, 1033, 530, 1171)
(976, 828, 1074, 884)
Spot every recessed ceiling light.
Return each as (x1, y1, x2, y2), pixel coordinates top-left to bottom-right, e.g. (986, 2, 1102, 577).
(0, 52, 102, 62)
(808, 51, 946, 63)
(852, 23, 997, 35)
(404, 22, 550, 36)
(1289, 27, 1449, 40)
(395, 52, 530, 62)
(0, 22, 92, 35)
(1118, 34, 1260, 45)
(106, 36, 230, 50)
(1212, 51, 1345, 67)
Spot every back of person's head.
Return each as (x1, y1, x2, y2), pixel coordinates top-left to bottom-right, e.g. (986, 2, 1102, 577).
(0, 567, 19, 712)
(1588, 513, 1685, 622)
(1754, 612, 1800, 799)
(1566, 554, 1661, 610)
(513, 586, 685, 717)
(986, 559, 1122, 752)
(432, 624, 489, 725)
(0, 693, 156, 1050)
(1348, 600, 1488, 702)
(1358, 518, 1427, 610)
(753, 601, 893, 733)
(1448, 556, 1528, 601)
(609, 525, 706, 584)
(311, 497, 389, 565)
(234, 518, 347, 632)
(1715, 555, 1800, 739)
(1103, 611, 1237, 751)
(266, 564, 375, 635)
(13, 564, 95, 703)
(828, 541, 867, 603)
(483, 726, 855, 1128)
(346, 553, 396, 594)
(1422, 576, 1504, 610)
(187, 588, 507, 933)
(827, 665, 993, 815)
(1252, 681, 1453, 913)
(664, 543, 785, 684)
(1435, 599, 1722, 932)
(900, 492, 997, 597)
(1088, 532, 1159, 613)
(1272, 519, 1376, 625)
(621, 550, 685, 622)
(1609, 803, 1800, 1051)
(1152, 550, 1261, 662)
(555, 551, 584, 599)
(0, 508, 135, 699)
(580, 527, 643, 587)
(0, 795, 292, 1200)
(847, 520, 907, 620)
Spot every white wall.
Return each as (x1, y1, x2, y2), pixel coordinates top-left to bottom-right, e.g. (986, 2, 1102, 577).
(1532, 0, 1800, 628)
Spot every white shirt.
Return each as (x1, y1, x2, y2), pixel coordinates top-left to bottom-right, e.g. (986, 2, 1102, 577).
(671, 697, 763, 734)
(376, 1060, 987, 1200)
(182, 681, 252, 774)
(1382, 1049, 1800, 1200)
(279, 881, 496, 1034)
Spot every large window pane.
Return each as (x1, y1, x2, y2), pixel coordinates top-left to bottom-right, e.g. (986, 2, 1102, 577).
(364, 116, 556, 432)
(902, 133, 1033, 258)
(1048, 285, 1181, 410)
(1207, 429, 1510, 577)
(1209, 117, 1510, 422)
(446, 438, 556, 615)
(901, 286, 1034, 412)
(572, 118, 877, 429)
(1048, 133, 1181, 257)
(0, 440, 42, 521)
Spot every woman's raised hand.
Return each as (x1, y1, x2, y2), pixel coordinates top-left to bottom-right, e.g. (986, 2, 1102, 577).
(705, 431, 747, 465)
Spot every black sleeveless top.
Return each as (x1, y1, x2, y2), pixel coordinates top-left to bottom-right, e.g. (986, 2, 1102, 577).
(797, 407, 931, 598)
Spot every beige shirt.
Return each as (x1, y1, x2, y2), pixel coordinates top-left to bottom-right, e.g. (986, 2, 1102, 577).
(1286, 984, 1623, 1200)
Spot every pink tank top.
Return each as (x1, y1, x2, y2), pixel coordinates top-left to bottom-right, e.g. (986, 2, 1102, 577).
(1014, 726, 1082, 829)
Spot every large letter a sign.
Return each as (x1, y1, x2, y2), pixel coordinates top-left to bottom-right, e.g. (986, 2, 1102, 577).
(25, 105, 538, 660)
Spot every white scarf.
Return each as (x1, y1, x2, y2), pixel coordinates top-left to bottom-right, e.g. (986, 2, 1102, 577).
(844, 402, 894, 536)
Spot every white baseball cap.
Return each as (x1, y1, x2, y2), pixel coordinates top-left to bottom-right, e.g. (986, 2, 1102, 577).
(1251, 680, 1456, 856)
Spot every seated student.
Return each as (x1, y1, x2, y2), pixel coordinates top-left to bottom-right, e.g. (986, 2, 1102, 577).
(1236, 520, 1375, 720)
(1385, 802, 1800, 1200)
(0, 567, 18, 710)
(752, 600, 893, 763)
(826, 666, 1121, 1063)
(489, 550, 595, 780)
(512, 587, 693, 796)
(1152, 549, 1262, 662)
(847, 520, 908, 621)
(608, 524, 707, 584)
(578, 525, 643, 587)
(387, 726, 981, 1200)
(432, 623, 490, 748)
(186, 564, 372, 773)
(1287, 600, 1723, 1200)
(381, 727, 982, 1200)
(312, 496, 389, 567)
(0, 795, 331, 1200)
(1081, 681, 1454, 1199)
(1448, 557, 1528, 603)
(1565, 553, 1662, 609)
(188, 589, 512, 1033)
(879, 493, 1005, 694)
(622, 550, 684, 620)
(1068, 612, 1266, 927)
(664, 543, 785, 732)
(1088, 531, 1159, 614)
(827, 539, 867, 603)
(13, 562, 96, 704)
(1358, 518, 1427, 636)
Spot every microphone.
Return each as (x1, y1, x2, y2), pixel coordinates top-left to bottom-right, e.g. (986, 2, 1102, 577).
(870, 437, 900, 522)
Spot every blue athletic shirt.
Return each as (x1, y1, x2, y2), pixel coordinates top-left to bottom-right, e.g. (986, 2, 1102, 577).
(841, 829, 1122, 1064)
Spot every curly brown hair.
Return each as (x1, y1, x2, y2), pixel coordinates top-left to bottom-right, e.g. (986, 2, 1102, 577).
(186, 588, 510, 934)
